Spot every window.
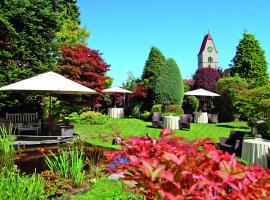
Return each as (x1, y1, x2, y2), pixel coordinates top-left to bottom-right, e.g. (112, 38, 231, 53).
(208, 56, 213, 62)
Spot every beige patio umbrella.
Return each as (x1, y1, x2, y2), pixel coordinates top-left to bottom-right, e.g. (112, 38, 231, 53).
(0, 71, 98, 118)
(184, 88, 220, 111)
(0, 71, 98, 95)
(184, 88, 220, 97)
(102, 87, 132, 107)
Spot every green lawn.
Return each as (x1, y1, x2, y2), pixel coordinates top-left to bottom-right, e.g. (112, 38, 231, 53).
(73, 177, 144, 200)
(75, 118, 251, 148)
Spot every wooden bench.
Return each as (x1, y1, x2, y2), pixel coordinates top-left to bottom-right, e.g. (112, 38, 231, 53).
(5, 112, 41, 135)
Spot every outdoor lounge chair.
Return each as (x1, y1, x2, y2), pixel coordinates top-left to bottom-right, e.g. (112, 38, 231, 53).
(208, 113, 218, 123)
(219, 130, 245, 156)
(179, 114, 191, 130)
(152, 112, 163, 128)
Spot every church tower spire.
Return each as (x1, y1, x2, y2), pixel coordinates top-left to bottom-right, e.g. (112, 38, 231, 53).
(197, 33, 218, 69)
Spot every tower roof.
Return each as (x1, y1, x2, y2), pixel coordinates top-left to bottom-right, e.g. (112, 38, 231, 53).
(198, 33, 218, 55)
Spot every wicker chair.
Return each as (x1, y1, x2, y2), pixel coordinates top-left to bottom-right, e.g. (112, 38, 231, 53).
(219, 130, 245, 156)
(179, 114, 191, 130)
(152, 112, 163, 128)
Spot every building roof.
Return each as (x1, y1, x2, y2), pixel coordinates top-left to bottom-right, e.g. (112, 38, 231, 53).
(198, 33, 218, 55)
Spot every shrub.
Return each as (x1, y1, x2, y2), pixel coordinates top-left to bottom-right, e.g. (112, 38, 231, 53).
(154, 58, 184, 105)
(193, 68, 222, 92)
(80, 111, 108, 125)
(235, 84, 270, 131)
(216, 77, 248, 122)
(65, 111, 108, 125)
(131, 102, 142, 118)
(0, 168, 45, 200)
(105, 130, 270, 200)
(151, 104, 162, 113)
(186, 96, 199, 112)
(163, 104, 183, 117)
(140, 111, 151, 121)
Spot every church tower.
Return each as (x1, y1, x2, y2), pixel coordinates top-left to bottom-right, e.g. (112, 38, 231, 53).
(197, 33, 218, 69)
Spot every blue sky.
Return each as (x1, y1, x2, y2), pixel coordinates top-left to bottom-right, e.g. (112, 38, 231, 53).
(78, 0, 270, 86)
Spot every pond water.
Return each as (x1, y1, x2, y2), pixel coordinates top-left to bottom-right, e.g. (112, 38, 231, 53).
(14, 142, 107, 174)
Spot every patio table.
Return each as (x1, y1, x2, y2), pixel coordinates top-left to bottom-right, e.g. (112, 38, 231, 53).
(241, 139, 270, 168)
(194, 112, 208, 123)
(108, 108, 124, 118)
(163, 116, 180, 130)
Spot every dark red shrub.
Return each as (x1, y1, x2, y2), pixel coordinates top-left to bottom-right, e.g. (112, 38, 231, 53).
(193, 68, 222, 92)
(105, 129, 270, 200)
(59, 44, 110, 91)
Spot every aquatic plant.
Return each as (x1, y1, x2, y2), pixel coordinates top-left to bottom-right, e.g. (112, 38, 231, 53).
(45, 147, 86, 187)
(45, 150, 69, 178)
(70, 147, 85, 187)
(0, 124, 15, 170)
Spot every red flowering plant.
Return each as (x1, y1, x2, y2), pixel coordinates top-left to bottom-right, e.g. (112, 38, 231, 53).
(105, 129, 270, 200)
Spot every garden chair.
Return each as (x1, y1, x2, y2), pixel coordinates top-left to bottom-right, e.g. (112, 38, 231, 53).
(152, 112, 163, 128)
(219, 130, 245, 156)
(208, 113, 218, 123)
(179, 114, 191, 130)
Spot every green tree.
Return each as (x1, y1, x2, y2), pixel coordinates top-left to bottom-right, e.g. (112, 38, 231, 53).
(231, 32, 269, 87)
(154, 58, 184, 105)
(141, 47, 166, 109)
(55, 0, 89, 46)
(0, 0, 60, 84)
(0, 0, 60, 112)
(216, 76, 248, 122)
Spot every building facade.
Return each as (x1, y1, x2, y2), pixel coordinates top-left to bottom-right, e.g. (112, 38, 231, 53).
(197, 33, 218, 69)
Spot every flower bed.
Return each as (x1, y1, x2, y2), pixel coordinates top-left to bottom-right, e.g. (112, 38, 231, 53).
(105, 129, 270, 200)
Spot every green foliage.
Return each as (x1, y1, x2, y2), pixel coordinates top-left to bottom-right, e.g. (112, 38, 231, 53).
(80, 111, 108, 125)
(235, 84, 270, 121)
(55, 0, 90, 46)
(236, 157, 251, 166)
(66, 111, 108, 125)
(186, 96, 199, 113)
(141, 47, 166, 109)
(45, 151, 69, 178)
(45, 147, 86, 187)
(131, 102, 142, 118)
(231, 32, 269, 87)
(216, 77, 248, 122)
(0, 0, 60, 112)
(0, 168, 45, 200)
(0, 0, 59, 83)
(151, 104, 163, 113)
(0, 125, 15, 170)
(163, 104, 183, 117)
(140, 111, 151, 121)
(154, 58, 184, 105)
(70, 148, 86, 187)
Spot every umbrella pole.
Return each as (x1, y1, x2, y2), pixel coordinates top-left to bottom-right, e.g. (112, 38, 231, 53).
(114, 94, 116, 108)
(123, 93, 125, 108)
(50, 95, 52, 116)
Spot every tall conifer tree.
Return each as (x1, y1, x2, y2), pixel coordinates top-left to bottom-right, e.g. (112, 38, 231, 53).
(231, 32, 269, 87)
(141, 47, 166, 109)
(155, 58, 184, 105)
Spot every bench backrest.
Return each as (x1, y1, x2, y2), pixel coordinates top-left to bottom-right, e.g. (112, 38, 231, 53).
(6, 112, 38, 124)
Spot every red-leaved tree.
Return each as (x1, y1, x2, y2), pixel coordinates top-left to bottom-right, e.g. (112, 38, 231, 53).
(59, 44, 110, 92)
(105, 129, 270, 200)
(193, 68, 222, 92)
